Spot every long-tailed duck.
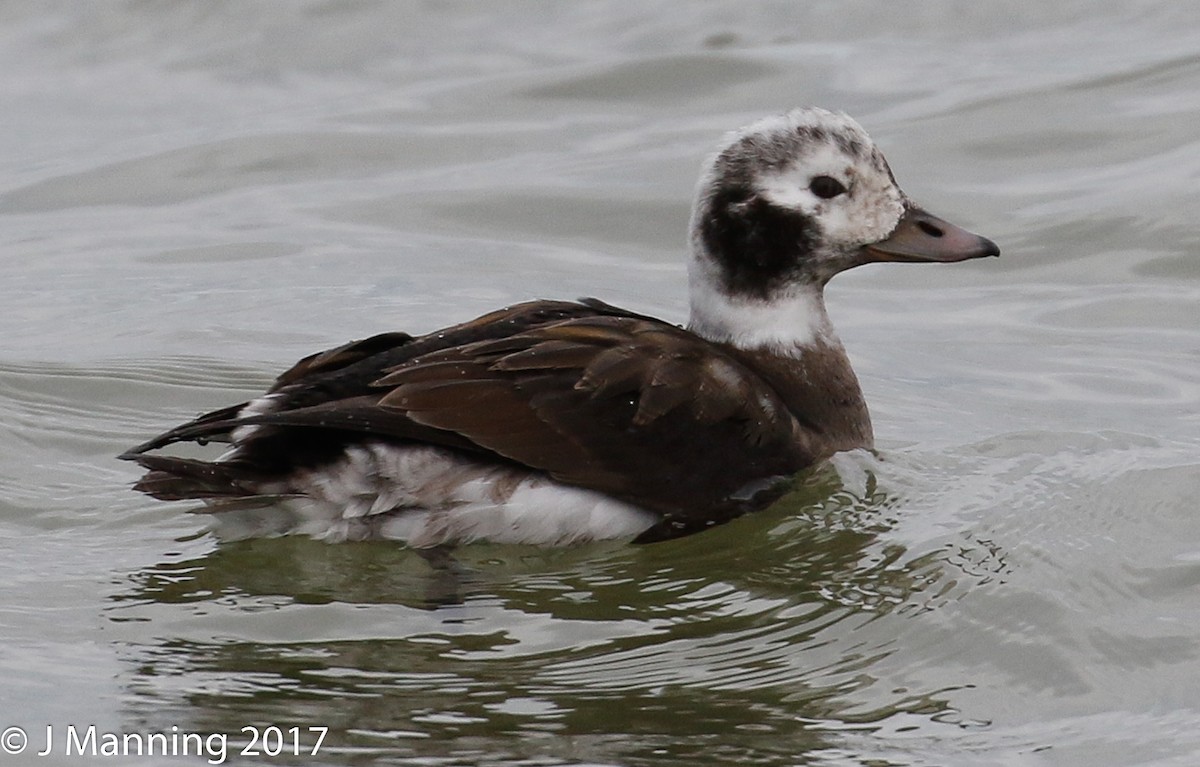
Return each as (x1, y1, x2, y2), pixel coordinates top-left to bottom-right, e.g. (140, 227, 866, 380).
(122, 107, 998, 546)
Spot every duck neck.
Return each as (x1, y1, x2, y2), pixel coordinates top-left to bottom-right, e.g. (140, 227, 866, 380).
(687, 278, 874, 453)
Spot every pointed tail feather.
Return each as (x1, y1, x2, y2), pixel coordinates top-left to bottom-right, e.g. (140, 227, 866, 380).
(120, 403, 246, 458)
(128, 454, 265, 501)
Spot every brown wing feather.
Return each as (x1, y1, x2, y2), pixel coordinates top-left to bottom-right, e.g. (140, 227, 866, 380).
(363, 314, 816, 525)
(124, 299, 817, 534)
(122, 300, 622, 456)
(270, 331, 414, 390)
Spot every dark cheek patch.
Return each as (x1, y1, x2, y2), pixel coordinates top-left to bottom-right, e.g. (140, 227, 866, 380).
(700, 186, 820, 300)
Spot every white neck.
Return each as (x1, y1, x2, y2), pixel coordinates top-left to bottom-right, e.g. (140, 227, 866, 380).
(686, 262, 838, 354)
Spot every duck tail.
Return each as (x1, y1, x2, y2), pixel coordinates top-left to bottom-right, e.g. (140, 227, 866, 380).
(126, 454, 262, 501)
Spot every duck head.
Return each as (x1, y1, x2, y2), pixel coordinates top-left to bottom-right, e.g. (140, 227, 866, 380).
(687, 107, 998, 350)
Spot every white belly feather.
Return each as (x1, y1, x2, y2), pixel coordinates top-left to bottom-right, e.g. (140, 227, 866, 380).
(208, 442, 659, 547)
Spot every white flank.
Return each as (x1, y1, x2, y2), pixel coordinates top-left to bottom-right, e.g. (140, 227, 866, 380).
(209, 443, 659, 547)
(229, 393, 283, 443)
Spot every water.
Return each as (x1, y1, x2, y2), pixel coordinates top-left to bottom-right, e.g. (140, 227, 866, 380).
(2, 2, 1199, 765)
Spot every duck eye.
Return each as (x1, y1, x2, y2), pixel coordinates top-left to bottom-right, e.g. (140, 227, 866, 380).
(809, 175, 847, 199)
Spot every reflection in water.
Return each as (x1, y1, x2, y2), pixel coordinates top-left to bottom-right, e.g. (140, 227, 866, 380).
(107, 455, 1003, 765)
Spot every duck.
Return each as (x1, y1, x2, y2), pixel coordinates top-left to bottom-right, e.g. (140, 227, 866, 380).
(121, 107, 998, 547)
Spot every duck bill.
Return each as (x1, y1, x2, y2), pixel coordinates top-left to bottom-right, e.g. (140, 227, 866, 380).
(864, 204, 1000, 263)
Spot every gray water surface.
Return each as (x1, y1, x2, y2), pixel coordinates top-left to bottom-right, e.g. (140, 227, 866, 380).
(2, 3, 1199, 766)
